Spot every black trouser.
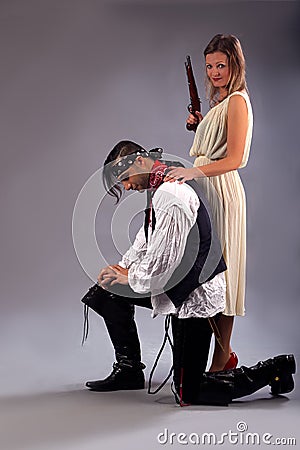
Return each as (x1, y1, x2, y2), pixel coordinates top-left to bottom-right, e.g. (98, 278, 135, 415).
(83, 285, 214, 382)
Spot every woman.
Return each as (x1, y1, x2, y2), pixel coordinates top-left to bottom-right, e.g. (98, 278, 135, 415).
(165, 34, 253, 372)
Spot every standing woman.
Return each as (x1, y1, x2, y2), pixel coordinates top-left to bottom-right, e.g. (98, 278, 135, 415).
(165, 34, 253, 371)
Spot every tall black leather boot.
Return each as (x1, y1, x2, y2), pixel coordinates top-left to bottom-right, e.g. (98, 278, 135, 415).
(82, 284, 150, 391)
(171, 316, 233, 406)
(204, 354, 296, 399)
(85, 349, 146, 391)
(81, 284, 149, 358)
(185, 375, 234, 406)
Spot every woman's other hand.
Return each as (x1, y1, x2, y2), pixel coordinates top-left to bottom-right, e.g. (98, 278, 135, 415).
(164, 166, 201, 183)
(186, 111, 203, 126)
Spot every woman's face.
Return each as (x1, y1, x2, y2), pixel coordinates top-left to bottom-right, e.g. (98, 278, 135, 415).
(205, 51, 230, 90)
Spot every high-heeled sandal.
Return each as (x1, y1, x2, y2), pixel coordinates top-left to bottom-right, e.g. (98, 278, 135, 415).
(223, 352, 238, 370)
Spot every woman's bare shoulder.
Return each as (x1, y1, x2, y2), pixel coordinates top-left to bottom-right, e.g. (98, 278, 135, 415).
(228, 91, 249, 112)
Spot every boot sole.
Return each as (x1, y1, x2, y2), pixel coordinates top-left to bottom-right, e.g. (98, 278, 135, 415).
(87, 385, 145, 392)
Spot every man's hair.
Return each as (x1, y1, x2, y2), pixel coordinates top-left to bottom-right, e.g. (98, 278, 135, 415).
(204, 34, 248, 105)
(103, 140, 147, 202)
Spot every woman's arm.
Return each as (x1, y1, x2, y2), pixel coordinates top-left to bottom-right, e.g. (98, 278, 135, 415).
(165, 94, 249, 182)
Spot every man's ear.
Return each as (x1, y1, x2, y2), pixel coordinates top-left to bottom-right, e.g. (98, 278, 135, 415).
(135, 156, 145, 166)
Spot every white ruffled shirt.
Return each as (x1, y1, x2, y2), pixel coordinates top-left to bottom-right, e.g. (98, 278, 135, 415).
(119, 182, 226, 319)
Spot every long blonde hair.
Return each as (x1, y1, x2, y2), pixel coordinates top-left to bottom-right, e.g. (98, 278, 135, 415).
(204, 34, 248, 106)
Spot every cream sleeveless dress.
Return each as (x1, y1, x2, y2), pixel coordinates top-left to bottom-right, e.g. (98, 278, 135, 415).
(190, 91, 253, 316)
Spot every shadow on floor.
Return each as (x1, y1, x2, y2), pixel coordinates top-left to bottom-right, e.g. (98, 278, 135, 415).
(0, 384, 297, 450)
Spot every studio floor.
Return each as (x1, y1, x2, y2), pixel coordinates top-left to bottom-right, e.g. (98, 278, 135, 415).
(1, 382, 299, 450)
(1, 306, 299, 450)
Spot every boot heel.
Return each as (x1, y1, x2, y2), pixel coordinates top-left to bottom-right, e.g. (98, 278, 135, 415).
(270, 354, 296, 395)
(270, 373, 294, 396)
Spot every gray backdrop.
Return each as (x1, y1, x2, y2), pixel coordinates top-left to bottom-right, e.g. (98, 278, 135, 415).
(0, 0, 299, 444)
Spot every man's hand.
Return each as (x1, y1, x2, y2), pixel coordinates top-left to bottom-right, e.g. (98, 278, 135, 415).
(97, 265, 129, 288)
(97, 265, 117, 287)
(109, 266, 129, 286)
